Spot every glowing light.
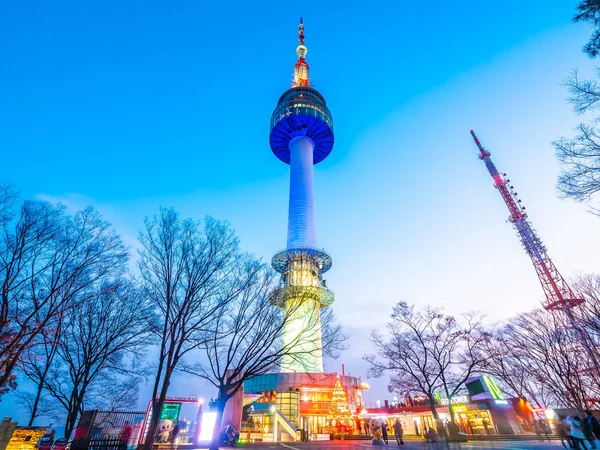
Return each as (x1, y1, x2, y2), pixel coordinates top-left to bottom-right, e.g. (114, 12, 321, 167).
(270, 405, 276, 413)
(199, 412, 217, 441)
(483, 375, 505, 400)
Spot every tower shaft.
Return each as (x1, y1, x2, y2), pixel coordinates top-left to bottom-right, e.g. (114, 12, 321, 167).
(288, 136, 317, 248)
(470, 130, 583, 311)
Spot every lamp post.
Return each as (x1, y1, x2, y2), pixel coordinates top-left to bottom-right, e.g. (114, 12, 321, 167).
(192, 399, 204, 445)
(270, 406, 277, 443)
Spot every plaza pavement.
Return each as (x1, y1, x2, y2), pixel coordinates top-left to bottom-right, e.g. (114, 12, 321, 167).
(228, 439, 569, 450)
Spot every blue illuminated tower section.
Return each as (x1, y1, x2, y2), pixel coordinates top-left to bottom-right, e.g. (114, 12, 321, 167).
(269, 18, 334, 373)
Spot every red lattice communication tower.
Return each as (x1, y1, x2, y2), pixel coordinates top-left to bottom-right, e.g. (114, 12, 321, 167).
(470, 129, 584, 311)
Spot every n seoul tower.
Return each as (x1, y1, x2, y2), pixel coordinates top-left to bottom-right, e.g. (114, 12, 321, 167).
(269, 18, 335, 373)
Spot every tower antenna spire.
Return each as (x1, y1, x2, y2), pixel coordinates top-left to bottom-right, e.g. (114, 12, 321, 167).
(470, 130, 600, 380)
(294, 17, 309, 87)
(470, 129, 582, 311)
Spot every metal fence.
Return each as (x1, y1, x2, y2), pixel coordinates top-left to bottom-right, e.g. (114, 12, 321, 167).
(72, 410, 146, 450)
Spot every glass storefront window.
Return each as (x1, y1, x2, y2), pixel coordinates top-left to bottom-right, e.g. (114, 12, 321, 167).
(454, 410, 495, 435)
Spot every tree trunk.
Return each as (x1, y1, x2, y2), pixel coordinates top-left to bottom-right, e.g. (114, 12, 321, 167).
(65, 407, 79, 439)
(143, 370, 172, 450)
(28, 381, 45, 426)
(428, 396, 439, 420)
(209, 394, 228, 450)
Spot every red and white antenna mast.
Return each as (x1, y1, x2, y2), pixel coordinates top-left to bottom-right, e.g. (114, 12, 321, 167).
(293, 17, 310, 87)
(470, 129, 583, 311)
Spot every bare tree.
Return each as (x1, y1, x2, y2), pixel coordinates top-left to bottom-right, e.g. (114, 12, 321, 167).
(18, 315, 64, 424)
(498, 310, 596, 409)
(365, 302, 442, 419)
(480, 329, 558, 409)
(321, 307, 349, 359)
(0, 181, 18, 226)
(433, 312, 490, 422)
(138, 209, 244, 450)
(365, 302, 487, 421)
(0, 201, 128, 395)
(44, 280, 149, 437)
(182, 258, 347, 450)
(91, 373, 143, 411)
(0, 198, 62, 393)
(554, 119, 600, 208)
(553, 1, 600, 207)
(572, 273, 600, 351)
(13, 390, 61, 424)
(574, 0, 600, 59)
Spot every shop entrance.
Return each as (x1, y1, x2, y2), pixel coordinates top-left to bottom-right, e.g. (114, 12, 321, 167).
(454, 407, 495, 435)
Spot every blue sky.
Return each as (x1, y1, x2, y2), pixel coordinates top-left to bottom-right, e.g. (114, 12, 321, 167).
(1, 0, 599, 422)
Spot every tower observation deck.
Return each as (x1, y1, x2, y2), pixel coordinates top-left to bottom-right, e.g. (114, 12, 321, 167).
(269, 18, 334, 373)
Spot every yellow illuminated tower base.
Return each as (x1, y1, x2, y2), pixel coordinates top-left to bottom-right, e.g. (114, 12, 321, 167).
(270, 248, 334, 372)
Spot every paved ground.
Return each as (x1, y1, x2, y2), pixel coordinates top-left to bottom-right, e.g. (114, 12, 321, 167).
(228, 440, 571, 450)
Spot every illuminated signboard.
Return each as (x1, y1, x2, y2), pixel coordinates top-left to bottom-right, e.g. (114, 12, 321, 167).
(160, 403, 182, 421)
(483, 375, 505, 400)
(439, 395, 470, 405)
(199, 412, 217, 441)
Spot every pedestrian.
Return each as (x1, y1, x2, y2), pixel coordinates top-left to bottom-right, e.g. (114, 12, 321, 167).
(382, 420, 389, 445)
(565, 416, 577, 450)
(393, 419, 404, 446)
(365, 420, 370, 435)
(447, 421, 459, 438)
(556, 416, 571, 449)
(467, 419, 475, 435)
(568, 414, 589, 450)
(534, 419, 543, 440)
(583, 412, 597, 449)
(482, 418, 490, 435)
(589, 411, 600, 441)
(586, 411, 600, 440)
(541, 420, 552, 442)
(425, 427, 440, 443)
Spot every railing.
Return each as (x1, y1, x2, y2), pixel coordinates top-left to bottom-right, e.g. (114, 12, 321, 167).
(87, 438, 127, 450)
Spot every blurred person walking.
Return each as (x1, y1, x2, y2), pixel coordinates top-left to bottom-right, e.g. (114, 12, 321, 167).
(583, 412, 598, 449)
(393, 419, 404, 446)
(568, 414, 589, 450)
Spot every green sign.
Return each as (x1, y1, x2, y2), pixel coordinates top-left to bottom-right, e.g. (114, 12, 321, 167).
(160, 403, 182, 421)
(483, 375, 504, 400)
